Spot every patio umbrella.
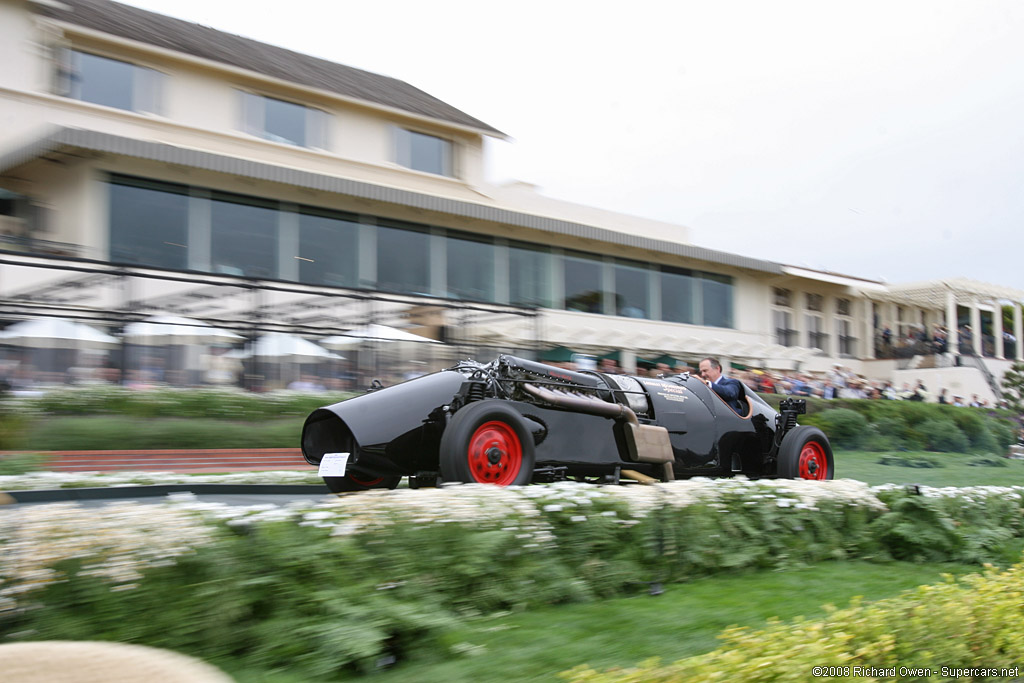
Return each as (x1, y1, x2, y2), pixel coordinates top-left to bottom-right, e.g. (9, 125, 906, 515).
(122, 315, 243, 346)
(320, 323, 439, 349)
(0, 318, 119, 349)
(235, 333, 344, 361)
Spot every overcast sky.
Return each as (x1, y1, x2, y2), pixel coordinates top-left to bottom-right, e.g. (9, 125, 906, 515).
(120, 0, 1024, 290)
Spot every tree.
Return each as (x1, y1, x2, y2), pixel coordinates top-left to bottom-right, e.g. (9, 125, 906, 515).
(1002, 361, 1024, 413)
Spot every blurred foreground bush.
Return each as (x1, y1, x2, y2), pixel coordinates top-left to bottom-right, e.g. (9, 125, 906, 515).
(562, 560, 1024, 682)
(3, 480, 1023, 678)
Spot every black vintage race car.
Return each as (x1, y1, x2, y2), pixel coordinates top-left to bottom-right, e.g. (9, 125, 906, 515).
(301, 355, 834, 492)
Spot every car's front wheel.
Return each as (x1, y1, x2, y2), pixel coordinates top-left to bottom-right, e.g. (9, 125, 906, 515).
(323, 472, 402, 493)
(777, 425, 834, 480)
(439, 400, 536, 485)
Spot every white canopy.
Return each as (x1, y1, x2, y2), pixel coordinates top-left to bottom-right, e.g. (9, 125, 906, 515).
(321, 323, 440, 349)
(232, 333, 343, 361)
(123, 315, 243, 346)
(0, 318, 119, 349)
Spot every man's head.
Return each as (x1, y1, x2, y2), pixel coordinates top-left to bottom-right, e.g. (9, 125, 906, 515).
(698, 357, 722, 383)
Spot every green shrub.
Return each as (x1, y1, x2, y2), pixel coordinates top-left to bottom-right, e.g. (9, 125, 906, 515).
(918, 418, 970, 453)
(15, 417, 302, 450)
(967, 456, 1008, 468)
(19, 386, 356, 421)
(561, 560, 1024, 682)
(876, 454, 945, 468)
(804, 408, 868, 449)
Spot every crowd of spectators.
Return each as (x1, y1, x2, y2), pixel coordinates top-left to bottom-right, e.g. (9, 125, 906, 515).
(590, 357, 1003, 409)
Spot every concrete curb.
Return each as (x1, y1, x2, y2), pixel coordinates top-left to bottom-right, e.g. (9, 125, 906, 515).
(3, 484, 330, 503)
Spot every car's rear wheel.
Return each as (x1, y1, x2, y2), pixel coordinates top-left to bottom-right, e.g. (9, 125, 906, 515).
(440, 400, 536, 485)
(324, 472, 402, 493)
(777, 425, 834, 480)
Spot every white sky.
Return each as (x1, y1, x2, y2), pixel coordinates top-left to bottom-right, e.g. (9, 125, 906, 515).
(119, 0, 1024, 290)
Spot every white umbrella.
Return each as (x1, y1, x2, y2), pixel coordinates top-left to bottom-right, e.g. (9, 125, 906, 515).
(235, 333, 344, 361)
(0, 318, 119, 349)
(321, 324, 440, 349)
(123, 315, 243, 346)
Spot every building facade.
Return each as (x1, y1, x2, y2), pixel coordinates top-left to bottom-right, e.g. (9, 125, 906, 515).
(0, 0, 1021, 397)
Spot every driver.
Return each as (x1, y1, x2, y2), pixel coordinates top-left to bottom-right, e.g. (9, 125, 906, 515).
(698, 357, 746, 414)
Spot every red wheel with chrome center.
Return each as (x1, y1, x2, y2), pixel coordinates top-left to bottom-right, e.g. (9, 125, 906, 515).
(440, 400, 536, 486)
(466, 420, 524, 485)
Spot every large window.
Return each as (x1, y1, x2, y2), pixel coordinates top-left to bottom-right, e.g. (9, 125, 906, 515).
(774, 310, 796, 346)
(446, 233, 495, 302)
(108, 177, 188, 269)
(701, 273, 733, 328)
(103, 176, 743, 332)
(240, 92, 328, 148)
(210, 193, 278, 278)
(376, 221, 430, 295)
(614, 260, 649, 318)
(396, 129, 453, 176)
(509, 242, 552, 307)
(660, 266, 695, 324)
(563, 251, 604, 313)
(63, 50, 163, 113)
(298, 210, 359, 287)
(806, 314, 827, 351)
(837, 319, 856, 356)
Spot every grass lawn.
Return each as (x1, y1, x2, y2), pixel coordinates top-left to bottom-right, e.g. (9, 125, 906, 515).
(834, 449, 1024, 486)
(223, 559, 987, 683)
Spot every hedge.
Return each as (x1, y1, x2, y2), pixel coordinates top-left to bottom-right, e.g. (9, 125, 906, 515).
(3, 479, 1023, 678)
(759, 394, 1018, 454)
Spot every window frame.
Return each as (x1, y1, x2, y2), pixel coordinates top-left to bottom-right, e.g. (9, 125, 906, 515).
(60, 48, 164, 114)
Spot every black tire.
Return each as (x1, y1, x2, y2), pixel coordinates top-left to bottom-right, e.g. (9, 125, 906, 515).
(323, 472, 402, 493)
(777, 425, 834, 480)
(439, 400, 536, 486)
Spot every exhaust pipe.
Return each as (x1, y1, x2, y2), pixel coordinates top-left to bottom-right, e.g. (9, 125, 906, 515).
(522, 383, 674, 481)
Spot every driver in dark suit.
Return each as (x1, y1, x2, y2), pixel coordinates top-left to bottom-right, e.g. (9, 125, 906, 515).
(698, 357, 747, 415)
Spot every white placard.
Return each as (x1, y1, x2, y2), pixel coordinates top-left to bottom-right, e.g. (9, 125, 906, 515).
(318, 452, 350, 477)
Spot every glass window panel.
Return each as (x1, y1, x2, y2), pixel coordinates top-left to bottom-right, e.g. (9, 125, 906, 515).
(298, 211, 359, 287)
(210, 194, 278, 278)
(701, 273, 733, 328)
(376, 222, 430, 295)
(263, 96, 307, 146)
(446, 233, 495, 302)
(660, 266, 694, 324)
(72, 51, 135, 111)
(133, 67, 164, 114)
(399, 129, 452, 176)
(614, 260, 649, 318)
(108, 178, 189, 270)
(563, 251, 604, 314)
(509, 242, 551, 307)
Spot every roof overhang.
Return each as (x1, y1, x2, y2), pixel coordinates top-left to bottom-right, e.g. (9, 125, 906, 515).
(781, 265, 887, 292)
(0, 127, 786, 276)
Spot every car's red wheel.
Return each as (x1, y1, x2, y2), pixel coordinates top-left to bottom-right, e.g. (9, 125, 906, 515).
(324, 472, 402, 493)
(777, 425, 834, 480)
(440, 401, 536, 485)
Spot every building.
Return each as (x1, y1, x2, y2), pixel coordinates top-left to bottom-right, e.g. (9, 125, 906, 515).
(0, 0, 1021, 398)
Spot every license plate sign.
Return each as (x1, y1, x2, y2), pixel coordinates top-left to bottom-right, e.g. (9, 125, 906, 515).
(318, 452, 350, 477)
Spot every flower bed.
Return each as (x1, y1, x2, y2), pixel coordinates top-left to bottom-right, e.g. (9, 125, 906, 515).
(1, 479, 1022, 677)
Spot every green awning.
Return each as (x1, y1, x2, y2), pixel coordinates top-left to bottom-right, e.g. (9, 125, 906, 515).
(539, 346, 576, 363)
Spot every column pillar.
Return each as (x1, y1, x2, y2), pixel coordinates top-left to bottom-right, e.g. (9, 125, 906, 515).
(993, 300, 1005, 360)
(970, 302, 982, 356)
(1014, 302, 1023, 362)
(863, 298, 875, 359)
(945, 290, 958, 361)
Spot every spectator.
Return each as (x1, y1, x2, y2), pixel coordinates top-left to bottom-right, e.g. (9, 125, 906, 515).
(937, 388, 949, 404)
